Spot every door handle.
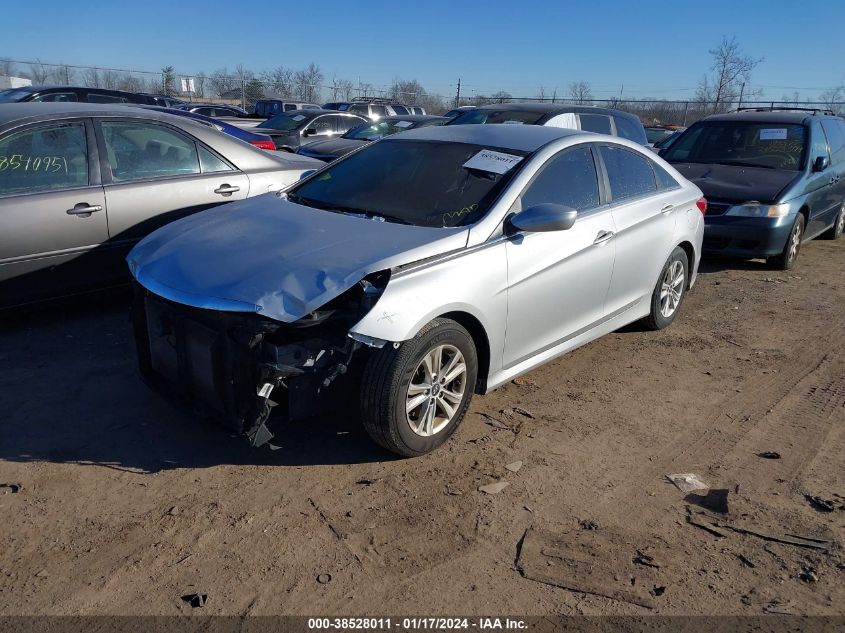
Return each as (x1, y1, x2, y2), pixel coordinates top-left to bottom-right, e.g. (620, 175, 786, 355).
(66, 203, 103, 217)
(660, 204, 675, 214)
(594, 230, 615, 245)
(214, 184, 240, 196)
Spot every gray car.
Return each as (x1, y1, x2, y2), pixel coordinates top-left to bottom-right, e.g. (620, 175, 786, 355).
(128, 125, 704, 456)
(0, 103, 321, 307)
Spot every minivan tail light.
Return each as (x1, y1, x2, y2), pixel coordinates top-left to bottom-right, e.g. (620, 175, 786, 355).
(696, 197, 707, 215)
(250, 139, 276, 151)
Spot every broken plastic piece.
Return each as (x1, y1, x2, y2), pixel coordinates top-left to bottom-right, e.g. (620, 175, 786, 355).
(181, 593, 208, 608)
(247, 422, 274, 448)
(479, 481, 509, 495)
(667, 473, 709, 493)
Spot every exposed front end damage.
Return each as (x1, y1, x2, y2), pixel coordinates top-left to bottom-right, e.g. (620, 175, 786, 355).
(132, 272, 389, 447)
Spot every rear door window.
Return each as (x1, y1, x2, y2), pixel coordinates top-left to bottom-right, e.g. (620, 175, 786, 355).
(578, 114, 612, 135)
(614, 116, 648, 144)
(284, 103, 297, 111)
(519, 145, 600, 212)
(0, 122, 89, 196)
(600, 145, 657, 202)
(87, 93, 129, 104)
(652, 161, 680, 191)
(336, 116, 363, 133)
(101, 121, 201, 182)
(30, 92, 79, 103)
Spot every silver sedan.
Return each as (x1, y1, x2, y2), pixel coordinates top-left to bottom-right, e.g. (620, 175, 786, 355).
(128, 124, 705, 456)
(0, 103, 321, 307)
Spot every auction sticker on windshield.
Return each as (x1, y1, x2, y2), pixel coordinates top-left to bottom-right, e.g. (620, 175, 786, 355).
(292, 115, 306, 121)
(463, 149, 523, 174)
(760, 128, 788, 140)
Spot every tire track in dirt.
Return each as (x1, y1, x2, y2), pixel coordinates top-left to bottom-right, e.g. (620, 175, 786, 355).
(593, 312, 845, 511)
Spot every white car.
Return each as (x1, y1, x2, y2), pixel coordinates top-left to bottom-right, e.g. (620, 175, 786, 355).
(128, 125, 705, 456)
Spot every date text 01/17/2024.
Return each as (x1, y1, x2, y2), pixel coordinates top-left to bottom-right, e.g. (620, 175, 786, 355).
(307, 618, 528, 630)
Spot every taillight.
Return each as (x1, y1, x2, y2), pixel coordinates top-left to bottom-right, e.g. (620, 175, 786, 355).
(696, 197, 707, 215)
(250, 139, 276, 151)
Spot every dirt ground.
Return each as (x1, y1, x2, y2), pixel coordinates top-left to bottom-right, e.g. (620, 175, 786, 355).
(1, 237, 844, 618)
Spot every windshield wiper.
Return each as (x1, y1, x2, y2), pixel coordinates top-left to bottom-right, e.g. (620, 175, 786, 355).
(713, 160, 777, 169)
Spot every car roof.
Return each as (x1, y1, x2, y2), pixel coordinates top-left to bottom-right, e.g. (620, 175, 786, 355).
(379, 115, 443, 123)
(703, 110, 840, 125)
(468, 102, 637, 118)
(0, 102, 207, 127)
(387, 123, 585, 152)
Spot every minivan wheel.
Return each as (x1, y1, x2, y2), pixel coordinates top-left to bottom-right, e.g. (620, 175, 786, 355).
(360, 318, 478, 457)
(642, 246, 689, 331)
(822, 202, 845, 240)
(769, 213, 805, 270)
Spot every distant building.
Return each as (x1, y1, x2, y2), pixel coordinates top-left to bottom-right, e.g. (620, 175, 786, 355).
(0, 75, 32, 90)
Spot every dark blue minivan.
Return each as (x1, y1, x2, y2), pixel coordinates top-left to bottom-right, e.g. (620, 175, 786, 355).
(661, 109, 845, 269)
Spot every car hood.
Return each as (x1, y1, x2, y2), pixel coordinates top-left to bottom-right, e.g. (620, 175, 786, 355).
(127, 194, 468, 323)
(298, 137, 364, 158)
(670, 162, 800, 203)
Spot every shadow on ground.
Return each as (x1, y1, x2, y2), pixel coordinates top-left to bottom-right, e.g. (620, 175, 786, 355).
(0, 289, 394, 473)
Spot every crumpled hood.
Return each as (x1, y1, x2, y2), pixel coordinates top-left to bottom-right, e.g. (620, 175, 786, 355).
(128, 194, 468, 322)
(670, 162, 800, 203)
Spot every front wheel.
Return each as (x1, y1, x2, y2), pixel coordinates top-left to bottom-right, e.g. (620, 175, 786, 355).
(641, 246, 689, 331)
(768, 213, 804, 270)
(360, 318, 478, 456)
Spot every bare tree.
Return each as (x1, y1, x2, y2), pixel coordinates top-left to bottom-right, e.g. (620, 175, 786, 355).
(161, 65, 177, 96)
(696, 36, 762, 113)
(492, 90, 512, 104)
(0, 58, 16, 77)
(261, 66, 295, 97)
(358, 82, 375, 99)
(210, 68, 236, 97)
(293, 63, 324, 103)
(568, 81, 593, 104)
(27, 60, 51, 84)
(81, 67, 101, 88)
(194, 71, 207, 98)
(328, 74, 354, 101)
(536, 86, 547, 101)
(819, 86, 844, 110)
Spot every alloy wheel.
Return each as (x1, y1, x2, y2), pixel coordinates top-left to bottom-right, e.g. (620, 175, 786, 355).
(659, 260, 685, 318)
(788, 221, 802, 264)
(406, 344, 467, 437)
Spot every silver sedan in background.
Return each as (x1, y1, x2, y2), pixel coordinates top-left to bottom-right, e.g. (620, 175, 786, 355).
(0, 103, 321, 307)
(128, 125, 705, 456)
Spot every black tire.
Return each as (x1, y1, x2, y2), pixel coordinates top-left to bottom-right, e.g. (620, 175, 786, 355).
(360, 318, 478, 457)
(768, 213, 805, 270)
(821, 203, 845, 240)
(641, 246, 689, 331)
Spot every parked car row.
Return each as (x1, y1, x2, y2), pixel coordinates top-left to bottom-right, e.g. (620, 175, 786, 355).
(2, 94, 843, 458)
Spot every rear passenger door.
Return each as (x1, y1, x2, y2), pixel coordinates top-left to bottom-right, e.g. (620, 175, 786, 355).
(599, 144, 680, 315)
(0, 119, 110, 305)
(95, 119, 249, 263)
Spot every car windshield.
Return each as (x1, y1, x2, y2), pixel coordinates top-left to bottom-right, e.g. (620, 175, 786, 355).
(343, 120, 414, 140)
(287, 139, 529, 228)
(662, 121, 808, 170)
(646, 128, 674, 144)
(257, 113, 310, 131)
(0, 89, 32, 103)
(449, 109, 546, 125)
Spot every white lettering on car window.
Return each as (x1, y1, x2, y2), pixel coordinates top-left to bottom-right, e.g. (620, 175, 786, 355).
(760, 128, 788, 140)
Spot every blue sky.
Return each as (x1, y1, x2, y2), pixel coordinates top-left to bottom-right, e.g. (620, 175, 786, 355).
(4, 0, 844, 101)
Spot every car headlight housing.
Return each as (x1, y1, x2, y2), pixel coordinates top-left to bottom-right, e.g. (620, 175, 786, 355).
(726, 202, 790, 218)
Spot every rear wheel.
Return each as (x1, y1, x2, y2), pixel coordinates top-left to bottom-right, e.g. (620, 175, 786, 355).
(360, 318, 478, 457)
(642, 246, 689, 331)
(822, 202, 845, 240)
(769, 213, 804, 270)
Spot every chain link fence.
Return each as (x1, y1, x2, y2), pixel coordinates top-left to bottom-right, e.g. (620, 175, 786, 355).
(2, 59, 843, 121)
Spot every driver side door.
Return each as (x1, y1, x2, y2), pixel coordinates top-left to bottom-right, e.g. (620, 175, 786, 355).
(503, 144, 616, 369)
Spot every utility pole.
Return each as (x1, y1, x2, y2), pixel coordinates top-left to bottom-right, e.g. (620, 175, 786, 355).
(551, 88, 557, 103)
(737, 81, 745, 110)
(455, 78, 461, 108)
(241, 73, 246, 111)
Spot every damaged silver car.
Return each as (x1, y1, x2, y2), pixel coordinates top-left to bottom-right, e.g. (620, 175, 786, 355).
(128, 125, 705, 456)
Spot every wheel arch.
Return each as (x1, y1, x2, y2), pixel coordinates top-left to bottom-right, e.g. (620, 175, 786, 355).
(676, 240, 696, 289)
(438, 310, 491, 394)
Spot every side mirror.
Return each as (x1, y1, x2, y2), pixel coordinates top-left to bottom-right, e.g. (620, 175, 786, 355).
(813, 155, 830, 172)
(509, 203, 578, 233)
(303, 128, 318, 137)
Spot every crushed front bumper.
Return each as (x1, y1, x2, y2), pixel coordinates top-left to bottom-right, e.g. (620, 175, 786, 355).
(703, 215, 794, 258)
(132, 283, 361, 447)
